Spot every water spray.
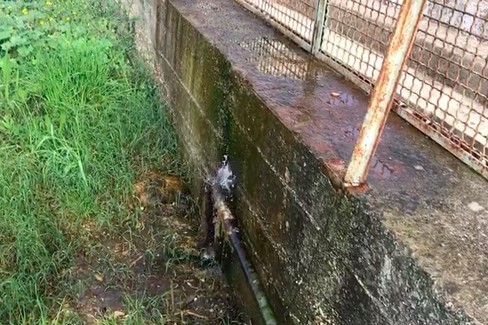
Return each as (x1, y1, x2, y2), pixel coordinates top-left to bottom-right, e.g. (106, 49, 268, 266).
(207, 156, 277, 325)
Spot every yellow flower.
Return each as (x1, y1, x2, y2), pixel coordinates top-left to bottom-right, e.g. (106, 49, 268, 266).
(39, 20, 45, 25)
(21, 7, 28, 14)
(45, 1, 53, 6)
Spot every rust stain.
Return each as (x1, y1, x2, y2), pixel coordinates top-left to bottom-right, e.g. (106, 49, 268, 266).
(321, 158, 370, 195)
(322, 158, 347, 193)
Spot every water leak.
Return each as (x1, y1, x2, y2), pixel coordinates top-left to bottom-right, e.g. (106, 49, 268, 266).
(214, 155, 236, 197)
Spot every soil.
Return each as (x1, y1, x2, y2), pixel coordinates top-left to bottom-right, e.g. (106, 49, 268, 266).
(60, 171, 246, 324)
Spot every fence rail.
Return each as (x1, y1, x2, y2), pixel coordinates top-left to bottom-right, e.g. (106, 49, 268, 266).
(234, 0, 488, 184)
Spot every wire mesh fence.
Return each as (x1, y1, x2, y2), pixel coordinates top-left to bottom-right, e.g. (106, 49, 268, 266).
(239, 37, 310, 80)
(395, 0, 488, 176)
(316, 0, 401, 92)
(235, 0, 317, 50)
(233, 0, 488, 180)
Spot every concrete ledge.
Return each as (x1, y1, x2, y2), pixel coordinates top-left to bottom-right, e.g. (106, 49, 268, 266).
(238, 0, 488, 161)
(127, 0, 488, 323)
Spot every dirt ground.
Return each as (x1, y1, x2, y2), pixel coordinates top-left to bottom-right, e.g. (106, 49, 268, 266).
(59, 172, 246, 324)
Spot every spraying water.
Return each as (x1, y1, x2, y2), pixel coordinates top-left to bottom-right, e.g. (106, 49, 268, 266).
(208, 155, 278, 325)
(214, 155, 236, 198)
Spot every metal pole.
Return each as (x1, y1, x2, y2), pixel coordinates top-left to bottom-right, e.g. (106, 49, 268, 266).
(344, 0, 427, 187)
(311, 0, 328, 55)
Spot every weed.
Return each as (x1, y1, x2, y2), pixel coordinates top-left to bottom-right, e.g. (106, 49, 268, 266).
(0, 0, 181, 322)
(0, 0, 245, 324)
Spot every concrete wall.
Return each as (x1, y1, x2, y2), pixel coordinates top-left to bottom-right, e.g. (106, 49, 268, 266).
(124, 0, 487, 324)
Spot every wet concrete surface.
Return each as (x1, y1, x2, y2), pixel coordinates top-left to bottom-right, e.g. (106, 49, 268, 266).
(135, 0, 488, 323)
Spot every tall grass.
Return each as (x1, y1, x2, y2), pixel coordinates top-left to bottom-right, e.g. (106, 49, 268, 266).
(0, 0, 181, 323)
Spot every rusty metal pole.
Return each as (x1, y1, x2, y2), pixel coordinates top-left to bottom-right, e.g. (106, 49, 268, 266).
(344, 0, 427, 187)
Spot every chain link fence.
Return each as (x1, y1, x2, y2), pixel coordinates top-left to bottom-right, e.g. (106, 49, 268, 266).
(235, 0, 316, 49)
(397, 1, 488, 176)
(233, 0, 488, 181)
(240, 38, 310, 80)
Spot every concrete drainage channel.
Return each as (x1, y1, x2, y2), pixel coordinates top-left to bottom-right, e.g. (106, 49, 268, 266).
(206, 156, 278, 325)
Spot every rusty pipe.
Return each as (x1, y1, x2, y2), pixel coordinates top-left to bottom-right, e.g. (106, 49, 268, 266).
(211, 185, 277, 325)
(344, 0, 427, 187)
(208, 157, 278, 325)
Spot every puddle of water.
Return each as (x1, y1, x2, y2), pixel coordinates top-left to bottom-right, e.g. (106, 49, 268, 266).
(326, 91, 357, 106)
(344, 126, 360, 140)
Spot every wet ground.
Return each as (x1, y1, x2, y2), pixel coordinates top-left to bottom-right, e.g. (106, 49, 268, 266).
(60, 172, 246, 324)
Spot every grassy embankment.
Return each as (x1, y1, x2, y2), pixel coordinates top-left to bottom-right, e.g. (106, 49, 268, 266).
(0, 1, 241, 324)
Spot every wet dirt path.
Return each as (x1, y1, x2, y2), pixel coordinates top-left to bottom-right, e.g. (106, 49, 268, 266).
(63, 172, 245, 324)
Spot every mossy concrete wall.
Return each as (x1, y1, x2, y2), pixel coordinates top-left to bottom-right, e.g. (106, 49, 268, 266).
(124, 0, 487, 324)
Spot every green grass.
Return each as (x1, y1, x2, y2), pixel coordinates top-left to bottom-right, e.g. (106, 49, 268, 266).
(0, 0, 185, 323)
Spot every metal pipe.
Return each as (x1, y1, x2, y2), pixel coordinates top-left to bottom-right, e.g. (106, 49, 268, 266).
(344, 0, 427, 187)
(208, 157, 278, 325)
